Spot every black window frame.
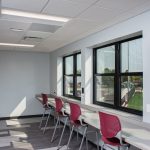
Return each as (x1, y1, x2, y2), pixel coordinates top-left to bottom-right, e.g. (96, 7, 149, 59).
(63, 52, 81, 100)
(93, 35, 143, 115)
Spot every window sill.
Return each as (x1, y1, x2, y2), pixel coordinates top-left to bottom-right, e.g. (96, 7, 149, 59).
(85, 103, 150, 130)
(50, 94, 150, 130)
(60, 96, 81, 104)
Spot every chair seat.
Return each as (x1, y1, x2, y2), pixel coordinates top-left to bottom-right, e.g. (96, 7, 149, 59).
(56, 111, 68, 117)
(102, 136, 121, 146)
(43, 104, 52, 109)
(70, 120, 88, 127)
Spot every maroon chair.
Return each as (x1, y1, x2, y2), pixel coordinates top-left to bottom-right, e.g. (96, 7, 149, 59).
(51, 97, 69, 149)
(39, 93, 53, 132)
(99, 112, 129, 150)
(66, 102, 88, 150)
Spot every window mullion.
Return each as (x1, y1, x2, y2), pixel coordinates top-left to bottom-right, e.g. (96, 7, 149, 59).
(73, 54, 76, 96)
(115, 43, 121, 108)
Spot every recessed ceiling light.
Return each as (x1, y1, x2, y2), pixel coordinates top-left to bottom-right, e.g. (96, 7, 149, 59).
(10, 28, 24, 32)
(1, 9, 70, 23)
(0, 43, 35, 48)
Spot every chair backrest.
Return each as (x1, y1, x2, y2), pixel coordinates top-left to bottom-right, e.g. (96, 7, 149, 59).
(55, 97, 63, 113)
(41, 93, 48, 105)
(99, 112, 121, 138)
(69, 103, 81, 122)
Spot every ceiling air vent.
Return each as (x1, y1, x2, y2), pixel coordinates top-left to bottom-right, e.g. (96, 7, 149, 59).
(29, 23, 61, 33)
(23, 36, 43, 42)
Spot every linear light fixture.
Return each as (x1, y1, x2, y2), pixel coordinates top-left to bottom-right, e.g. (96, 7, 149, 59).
(1, 9, 70, 23)
(0, 43, 35, 48)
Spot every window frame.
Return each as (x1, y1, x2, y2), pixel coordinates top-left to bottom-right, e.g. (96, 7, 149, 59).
(63, 52, 81, 100)
(93, 35, 143, 115)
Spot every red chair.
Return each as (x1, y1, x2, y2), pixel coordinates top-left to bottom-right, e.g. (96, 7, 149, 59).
(51, 97, 69, 149)
(39, 93, 53, 133)
(66, 103, 88, 150)
(99, 112, 129, 150)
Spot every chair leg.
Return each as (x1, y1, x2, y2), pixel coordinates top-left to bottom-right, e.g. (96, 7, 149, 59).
(95, 131, 99, 150)
(77, 128, 79, 141)
(101, 143, 104, 150)
(67, 125, 75, 150)
(39, 109, 46, 128)
(86, 137, 88, 150)
(57, 117, 68, 149)
(51, 116, 59, 142)
(79, 126, 87, 150)
(43, 109, 52, 133)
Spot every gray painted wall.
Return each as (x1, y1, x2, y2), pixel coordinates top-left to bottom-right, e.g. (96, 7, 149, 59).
(0, 51, 50, 118)
(49, 10, 150, 123)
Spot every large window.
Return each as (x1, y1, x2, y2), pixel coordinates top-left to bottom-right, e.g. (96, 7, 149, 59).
(63, 52, 81, 99)
(93, 36, 143, 115)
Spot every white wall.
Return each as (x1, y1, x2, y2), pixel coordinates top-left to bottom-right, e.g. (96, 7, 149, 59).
(0, 51, 50, 118)
(49, 10, 150, 123)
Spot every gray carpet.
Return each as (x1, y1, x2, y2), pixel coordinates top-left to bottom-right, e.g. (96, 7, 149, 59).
(0, 117, 140, 150)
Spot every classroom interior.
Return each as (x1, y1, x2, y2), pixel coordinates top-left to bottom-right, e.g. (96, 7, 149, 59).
(0, 0, 150, 150)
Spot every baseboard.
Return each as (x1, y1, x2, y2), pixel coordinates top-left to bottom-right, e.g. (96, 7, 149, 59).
(0, 114, 49, 120)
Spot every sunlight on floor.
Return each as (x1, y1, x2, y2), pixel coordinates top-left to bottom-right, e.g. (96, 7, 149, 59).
(12, 141, 34, 149)
(10, 130, 28, 138)
(10, 96, 26, 117)
(37, 145, 67, 150)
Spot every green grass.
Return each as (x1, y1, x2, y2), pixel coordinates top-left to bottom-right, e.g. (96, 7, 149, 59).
(128, 93, 143, 111)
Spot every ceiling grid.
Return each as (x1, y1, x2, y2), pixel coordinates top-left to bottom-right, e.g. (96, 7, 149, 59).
(0, 0, 150, 52)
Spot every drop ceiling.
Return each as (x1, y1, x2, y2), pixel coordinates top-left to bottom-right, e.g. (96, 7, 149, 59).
(0, 0, 150, 52)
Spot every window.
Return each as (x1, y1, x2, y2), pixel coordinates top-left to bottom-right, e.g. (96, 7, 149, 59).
(93, 36, 143, 115)
(63, 52, 81, 99)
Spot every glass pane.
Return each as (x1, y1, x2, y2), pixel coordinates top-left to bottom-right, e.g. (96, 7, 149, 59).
(97, 46, 115, 74)
(121, 76, 143, 111)
(96, 76, 114, 104)
(121, 38, 142, 72)
(65, 76, 73, 95)
(76, 76, 81, 97)
(77, 54, 81, 74)
(65, 56, 73, 75)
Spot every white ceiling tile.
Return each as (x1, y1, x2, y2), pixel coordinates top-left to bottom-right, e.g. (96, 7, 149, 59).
(0, 20, 31, 43)
(2, 0, 49, 13)
(78, 5, 121, 23)
(0, 34, 20, 43)
(0, 46, 15, 51)
(20, 40, 40, 46)
(0, 0, 150, 52)
(37, 19, 100, 51)
(43, 0, 93, 17)
(53, 19, 99, 38)
(13, 46, 35, 52)
(68, 0, 99, 5)
(96, 0, 149, 11)
(0, 20, 31, 31)
(25, 31, 51, 39)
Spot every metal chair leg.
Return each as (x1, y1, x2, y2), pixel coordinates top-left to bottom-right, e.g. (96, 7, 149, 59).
(39, 109, 46, 128)
(79, 126, 87, 150)
(57, 117, 68, 149)
(95, 131, 99, 150)
(86, 137, 88, 150)
(101, 143, 104, 150)
(67, 125, 75, 150)
(77, 128, 79, 141)
(43, 109, 52, 133)
(51, 116, 59, 142)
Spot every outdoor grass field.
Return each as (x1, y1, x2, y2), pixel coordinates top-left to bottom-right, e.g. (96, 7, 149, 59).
(128, 93, 143, 111)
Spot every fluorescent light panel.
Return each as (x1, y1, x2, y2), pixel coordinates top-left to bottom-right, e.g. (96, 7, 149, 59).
(1, 9, 70, 22)
(0, 43, 35, 48)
